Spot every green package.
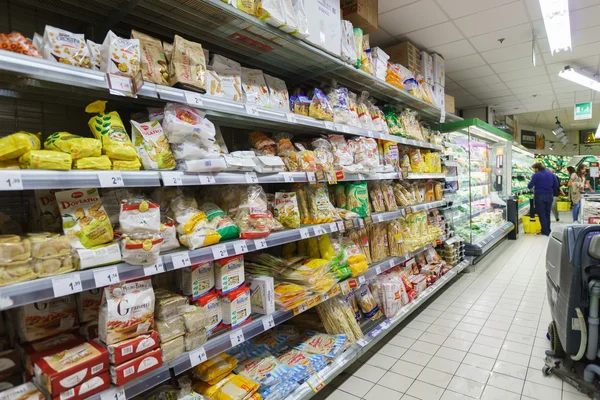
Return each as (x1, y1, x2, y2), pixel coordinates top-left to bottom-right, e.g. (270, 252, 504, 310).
(346, 182, 370, 218)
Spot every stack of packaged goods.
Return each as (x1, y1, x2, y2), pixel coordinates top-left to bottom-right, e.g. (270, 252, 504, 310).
(216, 255, 252, 330)
(154, 290, 187, 363)
(117, 197, 164, 266)
(97, 279, 162, 387)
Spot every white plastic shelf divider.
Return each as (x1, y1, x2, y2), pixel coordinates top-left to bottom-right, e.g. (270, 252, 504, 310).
(406, 173, 446, 180)
(288, 259, 471, 400)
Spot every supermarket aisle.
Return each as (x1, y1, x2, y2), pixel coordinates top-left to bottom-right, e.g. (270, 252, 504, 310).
(316, 232, 587, 400)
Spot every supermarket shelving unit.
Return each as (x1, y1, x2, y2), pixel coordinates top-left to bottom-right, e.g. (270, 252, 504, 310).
(0, 1, 468, 399)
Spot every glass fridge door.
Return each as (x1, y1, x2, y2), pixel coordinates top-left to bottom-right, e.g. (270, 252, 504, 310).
(511, 145, 534, 215)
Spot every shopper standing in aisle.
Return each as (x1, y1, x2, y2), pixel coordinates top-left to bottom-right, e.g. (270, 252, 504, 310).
(549, 168, 564, 222)
(528, 162, 558, 236)
(569, 164, 587, 222)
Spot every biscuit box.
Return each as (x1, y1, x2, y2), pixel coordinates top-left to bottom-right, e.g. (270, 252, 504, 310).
(97, 331, 159, 365)
(51, 371, 110, 400)
(12, 296, 79, 343)
(109, 348, 162, 386)
(0, 382, 44, 400)
(22, 333, 85, 374)
(33, 341, 108, 395)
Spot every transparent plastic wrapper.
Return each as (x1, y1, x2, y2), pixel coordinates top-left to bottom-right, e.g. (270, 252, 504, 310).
(168, 35, 207, 93)
(333, 185, 347, 209)
(170, 195, 221, 249)
(73, 155, 111, 170)
(119, 197, 161, 234)
(44, 132, 101, 159)
(343, 237, 368, 277)
(315, 297, 363, 342)
(181, 304, 208, 331)
(340, 20, 357, 64)
(347, 92, 361, 127)
(369, 102, 389, 134)
(0, 258, 36, 287)
(131, 30, 168, 85)
(400, 110, 425, 141)
(349, 137, 378, 172)
(86, 100, 138, 160)
(120, 232, 163, 265)
(235, 349, 291, 388)
(295, 331, 346, 358)
(292, 0, 309, 38)
(348, 227, 371, 264)
(346, 182, 370, 217)
(294, 145, 317, 172)
(241, 67, 269, 107)
(356, 93, 375, 130)
(249, 131, 276, 154)
(200, 202, 239, 240)
(327, 87, 351, 124)
(387, 219, 406, 257)
(87, 41, 101, 70)
(234, 185, 272, 239)
(100, 30, 140, 77)
(305, 184, 337, 223)
(369, 223, 388, 261)
(368, 181, 385, 213)
(355, 283, 383, 320)
(381, 180, 398, 211)
(171, 142, 221, 161)
(409, 148, 427, 172)
(194, 374, 259, 400)
(161, 336, 184, 363)
(291, 91, 310, 116)
(160, 216, 179, 251)
(309, 88, 334, 121)
(327, 135, 353, 168)
(155, 289, 188, 320)
(193, 353, 238, 384)
(0, 131, 40, 161)
(18, 150, 71, 170)
(311, 137, 334, 171)
(382, 141, 399, 169)
(112, 158, 141, 170)
(384, 105, 403, 136)
(273, 192, 301, 229)
(163, 103, 216, 144)
(353, 28, 363, 68)
(42, 26, 90, 68)
(184, 329, 207, 351)
(264, 74, 290, 111)
(156, 315, 185, 342)
(131, 120, 176, 170)
(273, 132, 294, 157)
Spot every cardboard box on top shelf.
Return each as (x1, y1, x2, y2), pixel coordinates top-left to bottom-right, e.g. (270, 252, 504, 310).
(341, 0, 378, 34)
(420, 51, 434, 85)
(445, 94, 455, 114)
(383, 41, 420, 72)
(432, 85, 445, 109)
(432, 53, 445, 87)
(305, 0, 342, 56)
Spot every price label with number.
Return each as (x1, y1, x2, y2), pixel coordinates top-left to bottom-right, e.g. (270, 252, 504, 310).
(107, 74, 133, 96)
(366, 130, 374, 138)
(185, 91, 203, 106)
(101, 388, 126, 400)
(211, 244, 229, 260)
(282, 173, 295, 182)
(254, 239, 268, 250)
(262, 315, 275, 331)
(189, 346, 207, 367)
(313, 226, 325, 236)
(244, 172, 258, 183)
(329, 222, 338, 232)
(299, 228, 310, 239)
(1, 172, 23, 190)
(344, 219, 354, 230)
(98, 172, 124, 187)
(306, 172, 317, 183)
(171, 251, 192, 269)
(233, 241, 249, 255)
(286, 113, 297, 123)
(161, 171, 183, 186)
(198, 173, 216, 184)
(93, 266, 119, 287)
(357, 338, 368, 347)
(144, 260, 165, 276)
(324, 121, 335, 130)
(245, 105, 259, 116)
(375, 266, 382, 275)
(307, 374, 325, 392)
(336, 221, 345, 231)
(389, 259, 395, 269)
(230, 330, 245, 346)
(52, 274, 83, 297)
(358, 275, 366, 285)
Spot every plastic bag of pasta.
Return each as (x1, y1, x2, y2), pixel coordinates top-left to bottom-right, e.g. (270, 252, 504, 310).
(327, 135, 353, 168)
(170, 196, 221, 249)
(73, 155, 112, 170)
(199, 201, 239, 240)
(86, 100, 138, 160)
(163, 103, 216, 144)
(309, 88, 333, 121)
(131, 120, 176, 170)
(355, 283, 383, 321)
(311, 138, 334, 171)
(306, 184, 337, 224)
(357, 93, 375, 130)
(384, 105, 403, 135)
(273, 192, 300, 229)
(273, 132, 294, 157)
(327, 87, 351, 125)
(368, 223, 388, 262)
(368, 181, 385, 213)
(235, 185, 272, 238)
(19, 150, 72, 170)
(381, 180, 398, 211)
(44, 132, 101, 159)
(0, 131, 41, 161)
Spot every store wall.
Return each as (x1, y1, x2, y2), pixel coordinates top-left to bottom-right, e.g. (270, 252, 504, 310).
(515, 122, 596, 155)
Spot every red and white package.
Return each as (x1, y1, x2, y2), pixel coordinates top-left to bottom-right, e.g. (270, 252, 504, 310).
(408, 275, 427, 292)
(22, 333, 85, 375)
(102, 331, 159, 365)
(33, 341, 109, 395)
(52, 372, 110, 400)
(109, 348, 162, 386)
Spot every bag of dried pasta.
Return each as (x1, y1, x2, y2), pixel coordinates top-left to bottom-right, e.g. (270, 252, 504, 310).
(306, 184, 336, 224)
(85, 100, 138, 161)
(381, 180, 398, 211)
(44, 132, 101, 159)
(309, 88, 333, 121)
(131, 120, 176, 170)
(343, 237, 368, 277)
(346, 182, 370, 218)
(349, 227, 371, 264)
(368, 223, 388, 262)
(311, 138, 334, 172)
(273, 192, 300, 229)
(235, 185, 272, 238)
(388, 219, 406, 257)
(355, 283, 382, 321)
(315, 296, 363, 342)
(382, 141, 399, 169)
(295, 144, 317, 171)
(384, 105, 403, 135)
(368, 181, 385, 213)
(333, 184, 347, 209)
(433, 181, 443, 201)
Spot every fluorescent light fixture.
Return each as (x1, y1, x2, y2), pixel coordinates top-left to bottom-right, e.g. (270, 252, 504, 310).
(549, 143, 554, 151)
(553, 126, 564, 136)
(539, 0, 571, 54)
(596, 121, 600, 139)
(558, 67, 600, 92)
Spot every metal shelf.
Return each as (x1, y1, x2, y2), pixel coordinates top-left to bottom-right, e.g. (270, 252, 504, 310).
(289, 259, 470, 400)
(406, 173, 446, 180)
(466, 222, 514, 256)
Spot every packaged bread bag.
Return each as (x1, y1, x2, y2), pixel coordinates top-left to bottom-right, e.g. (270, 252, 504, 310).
(0, 131, 41, 161)
(168, 35, 207, 93)
(86, 100, 138, 161)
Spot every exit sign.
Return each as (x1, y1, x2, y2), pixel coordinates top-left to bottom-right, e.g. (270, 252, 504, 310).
(575, 101, 592, 120)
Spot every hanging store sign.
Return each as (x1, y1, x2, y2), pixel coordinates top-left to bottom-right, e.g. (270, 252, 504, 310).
(521, 130, 537, 149)
(574, 101, 592, 120)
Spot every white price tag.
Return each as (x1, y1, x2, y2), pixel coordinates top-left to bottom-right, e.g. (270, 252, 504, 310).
(297, 303, 308, 313)
(389, 260, 395, 269)
(366, 130, 374, 138)
(358, 276, 366, 285)
(324, 121, 335, 130)
(161, 171, 183, 186)
(306, 172, 317, 183)
(107, 74, 132, 93)
(262, 315, 275, 330)
(144, 260, 165, 276)
(299, 228, 310, 239)
(171, 251, 192, 269)
(286, 113, 297, 123)
(357, 173, 365, 180)
(185, 91, 203, 106)
(375, 266, 382, 275)
(0, 172, 23, 190)
(211, 244, 229, 260)
(373, 214, 381, 223)
(282, 173, 295, 182)
(335, 123, 350, 133)
(93, 266, 119, 287)
(233, 241, 249, 255)
(358, 219, 365, 227)
(198, 173, 216, 184)
(321, 293, 329, 301)
(245, 105, 259, 116)
(244, 172, 258, 183)
(254, 239, 268, 250)
(98, 172, 124, 187)
(313, 226, 325, 236)
(52, 274, 83, 297)
(307, 373, 325, 392)
(329, 222, 338, 232)
(357, 338, 368, 347)
(230, 330, 245, 346)
(188, 346, 207, 367)
(337, 221, 345, 231)
(101, 388, 126, 400)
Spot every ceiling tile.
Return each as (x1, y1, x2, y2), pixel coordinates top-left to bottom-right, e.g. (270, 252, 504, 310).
(455, 1, 529, 38)
(481, 41, 533, 64)
(445, 54, 486, 73)
(498, 66, 547, 82)
(524, 0, 542, 21)
(477, 89, 515, 99)
(429, 40, 476, 60)
(571, 4, 600, 31)
(511, 83, 553, 94)
(445, 80, 462, 91)
(368, 28, 395, 47)
(402, 22, 465, 48)
(576, 91, 593, 102)
(468, 83, 509, 95)
(468, 23, 533, 53)
(435, 0, 514, 19)
(456, 77, 489, 89)
(571, 0, 600, 11)
(490, 56, 537, 74)
(455, 98, 484, 107)
(542, 42, 600, 64)
(378, 0, 419, 14)
(378, 0, 448, 36)
(505, 75, 551, 89)
(446, 65, 495, 81)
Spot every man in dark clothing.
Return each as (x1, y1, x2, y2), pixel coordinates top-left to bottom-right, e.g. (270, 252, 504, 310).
(528, 162, 559, 236)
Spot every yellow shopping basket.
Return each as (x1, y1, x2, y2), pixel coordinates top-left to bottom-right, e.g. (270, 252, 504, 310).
(557, 201, 571, 211)
(521, 216, 541, 234)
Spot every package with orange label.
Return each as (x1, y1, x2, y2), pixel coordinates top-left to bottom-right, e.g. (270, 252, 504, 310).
(13, 296, 79, 343)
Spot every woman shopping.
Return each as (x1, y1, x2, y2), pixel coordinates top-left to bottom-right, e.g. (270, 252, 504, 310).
(528, 162, 559, 236)
(569, 164, 589, 222)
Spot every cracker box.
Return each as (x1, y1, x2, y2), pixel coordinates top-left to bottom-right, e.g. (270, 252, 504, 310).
(33, 341, 108, 395)
(52, 372, 110, 400)
(249, 276, 275, 315)
(13, 296, 79, 343)
(221, 285, 251, 329)
(101, 331, 159, 365)
(109, 348, 162, 386)
(76, 288, 102, 323)
(23, 333, 85, 374)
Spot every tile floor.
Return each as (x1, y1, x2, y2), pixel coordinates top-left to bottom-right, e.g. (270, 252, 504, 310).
(315, 217, 591, 400)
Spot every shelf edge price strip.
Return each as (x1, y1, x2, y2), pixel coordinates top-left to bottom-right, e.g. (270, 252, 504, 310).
(93, 266, 120, 287)
(52, 273, 83, 297)
(171, 251, 192, 269)
(144, 260, 165, 276)
(100, 388, 126, 400)
(262, 315, 275, 331)
(0, 172, 23, 190)
(188, 346, 207, 368)
(230, 330, 245, 346)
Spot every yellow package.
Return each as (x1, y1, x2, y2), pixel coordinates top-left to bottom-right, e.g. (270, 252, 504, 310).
(0, 131, 41, 160)
(0, 160, 20, 169)
(43, 132, 102, 159)
(236, 0, 255, 15)
(193, 353, 238, 383)
(112, 158, 142, 170)
(318, 234, 335, 260)
(307, 237, 320, 259)
(194, 373, 260, 400)
(85, 100, 138, 161)
(74, 155, 111, 170)
(282, 242, 296, 259)
(19, 150, 72, 170)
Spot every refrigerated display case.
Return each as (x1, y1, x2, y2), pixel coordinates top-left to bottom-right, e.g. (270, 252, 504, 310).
(440, 118, 515, 257)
